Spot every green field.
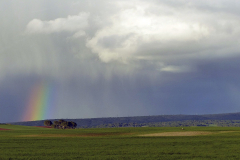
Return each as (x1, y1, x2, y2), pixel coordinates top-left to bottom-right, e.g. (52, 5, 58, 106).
(1, 125, 240, 159)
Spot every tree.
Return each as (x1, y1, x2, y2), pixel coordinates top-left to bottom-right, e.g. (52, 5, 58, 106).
(44, 120, 53, 126)
(58, 119, 65, 124)
(51, 124, 57, 129)
(61, 121, 68, 128)
(53, 121, 60, 125)
(70, 121, 77, 128)
(58, 119, 65, 126)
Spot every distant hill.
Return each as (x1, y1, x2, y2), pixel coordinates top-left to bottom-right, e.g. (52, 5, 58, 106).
(8, 112, 240, 128)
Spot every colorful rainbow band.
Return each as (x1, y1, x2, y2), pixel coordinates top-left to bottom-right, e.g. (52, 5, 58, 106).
(23, 81, 56, 121)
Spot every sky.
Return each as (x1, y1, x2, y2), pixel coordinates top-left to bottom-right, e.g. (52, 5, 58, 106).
(1, 0, 240, 123)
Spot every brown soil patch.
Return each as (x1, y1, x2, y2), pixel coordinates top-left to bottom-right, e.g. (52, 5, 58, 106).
(140, 131, 238, 137)
(0, 128, 12, 131)
(19, 134, 78, 137)
(35, 126, 52, 128)
(19, 132, 132, 138)
(140, 131, 214, 137)
(219, 131, 236, 133)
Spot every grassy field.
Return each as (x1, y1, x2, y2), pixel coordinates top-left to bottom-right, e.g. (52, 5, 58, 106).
(1, 125, 240, 159)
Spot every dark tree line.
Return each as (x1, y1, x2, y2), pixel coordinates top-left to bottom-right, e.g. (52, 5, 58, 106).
(92, 120, 240, 128)
(44, 120, 77, 129)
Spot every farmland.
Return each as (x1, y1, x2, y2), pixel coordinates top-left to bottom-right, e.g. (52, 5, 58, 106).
(1, 124, 240, 159)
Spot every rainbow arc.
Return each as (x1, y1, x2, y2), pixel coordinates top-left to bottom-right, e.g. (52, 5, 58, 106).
(23, 81, 55, 121)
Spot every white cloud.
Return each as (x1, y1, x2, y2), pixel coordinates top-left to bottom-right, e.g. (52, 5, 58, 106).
(85, 0, 240, 63)
(160, 65, 191, 73)
(26, 12, 89, 35)
(23, 0, 240, 70)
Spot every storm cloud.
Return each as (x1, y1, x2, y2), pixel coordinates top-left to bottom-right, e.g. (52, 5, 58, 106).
(1, 0, 240, 123)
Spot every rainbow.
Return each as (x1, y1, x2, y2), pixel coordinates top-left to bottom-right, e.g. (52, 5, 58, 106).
(23, 81, 56, 121)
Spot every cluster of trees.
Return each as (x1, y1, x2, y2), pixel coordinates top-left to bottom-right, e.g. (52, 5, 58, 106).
(44, 120, 77, 129)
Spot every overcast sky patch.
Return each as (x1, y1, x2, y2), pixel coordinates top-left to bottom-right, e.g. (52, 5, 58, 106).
(1, 0, 240, 123)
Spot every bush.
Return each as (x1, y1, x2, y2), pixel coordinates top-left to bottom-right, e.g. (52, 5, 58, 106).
(44, 120, 53, 126)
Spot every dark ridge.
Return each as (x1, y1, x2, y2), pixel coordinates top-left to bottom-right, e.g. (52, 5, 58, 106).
(8, 112, 240, 128)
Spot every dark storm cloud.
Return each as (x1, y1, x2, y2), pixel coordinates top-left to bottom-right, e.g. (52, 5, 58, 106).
(1, 0, 240, 123)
